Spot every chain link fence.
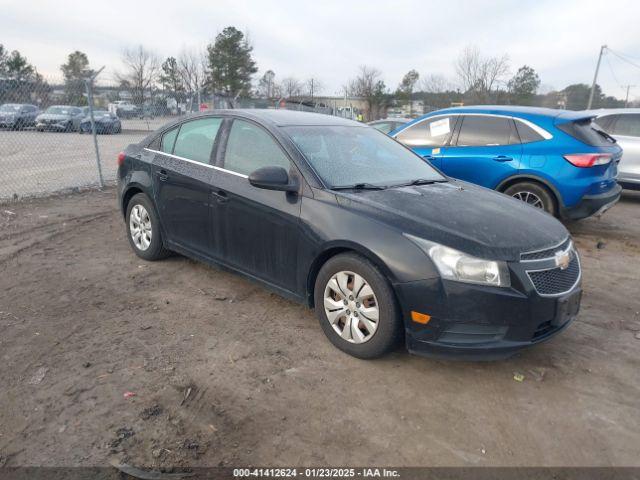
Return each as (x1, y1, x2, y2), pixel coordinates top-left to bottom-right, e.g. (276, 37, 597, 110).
(0, 76, 361, 203)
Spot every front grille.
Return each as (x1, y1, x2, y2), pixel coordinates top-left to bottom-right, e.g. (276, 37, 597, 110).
(527, 255, 580, 295)
(521, 238, 571, 260)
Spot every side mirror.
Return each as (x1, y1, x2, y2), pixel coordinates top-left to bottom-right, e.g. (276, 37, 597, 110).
(249, 166, 298, 193)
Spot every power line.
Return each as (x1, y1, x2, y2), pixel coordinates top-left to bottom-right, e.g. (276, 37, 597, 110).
(607, 48, 640, 70)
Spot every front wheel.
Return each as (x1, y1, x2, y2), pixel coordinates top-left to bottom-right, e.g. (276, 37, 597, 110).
(504, 182, 557, 216)
(314, 253, 401, 359)
(125, 193, 170, 261)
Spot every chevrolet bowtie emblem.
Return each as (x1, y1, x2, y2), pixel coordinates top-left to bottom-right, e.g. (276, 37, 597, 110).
(555, 250, 571, 270)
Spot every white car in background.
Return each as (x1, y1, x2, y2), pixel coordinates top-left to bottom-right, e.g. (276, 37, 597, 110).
(592, 109, 640, 190)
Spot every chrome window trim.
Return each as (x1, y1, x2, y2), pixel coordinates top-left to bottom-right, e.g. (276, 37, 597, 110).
(143, 148, 249, 179)
(394, 112, 553, 143)
(520, 237, 571, 262)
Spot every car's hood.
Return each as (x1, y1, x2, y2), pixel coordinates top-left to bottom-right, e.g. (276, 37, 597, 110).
(37, 114, 70, 121)
(334, 180, 569, 262)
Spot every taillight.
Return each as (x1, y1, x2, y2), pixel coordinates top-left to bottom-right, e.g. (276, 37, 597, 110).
(117, 152, 126, 166)
(563, 153, 612, 168)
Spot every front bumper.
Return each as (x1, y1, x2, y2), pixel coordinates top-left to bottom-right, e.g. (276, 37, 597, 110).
(394, 256, 582, 360)
(36, 121, 70, 131)
(561, 184, 622, 220)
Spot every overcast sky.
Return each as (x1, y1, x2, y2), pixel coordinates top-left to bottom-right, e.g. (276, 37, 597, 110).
(2, 0, 639, 100)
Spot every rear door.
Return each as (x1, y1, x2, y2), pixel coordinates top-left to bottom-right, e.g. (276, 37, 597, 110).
(212, 118, 302, 291)
(393, 115, 458, 169)
(441, 115, 522, 188)
(151, 117, 223, 256)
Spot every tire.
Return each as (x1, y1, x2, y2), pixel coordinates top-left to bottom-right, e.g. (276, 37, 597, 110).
(314, 253, 401, 359)
(125, 193, 170, 261)
(504, 181, 557, 216)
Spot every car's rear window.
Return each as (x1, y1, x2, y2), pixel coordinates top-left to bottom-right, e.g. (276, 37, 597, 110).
(557, 118, 616, 147)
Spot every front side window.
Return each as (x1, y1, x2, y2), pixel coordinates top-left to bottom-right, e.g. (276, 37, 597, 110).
(172, 117, 222, 163)
(224, 119, 290, 175)
(395, 115, 456, 147)
(456, 115, 513, 146)
(611, 114, 640, 137)
(285, 126, 446, 188)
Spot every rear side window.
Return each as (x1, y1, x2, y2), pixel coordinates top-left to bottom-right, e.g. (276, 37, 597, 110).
(395, 115, 456, 147)
(557, 119, 615, 146)
(456, 115, 515, 146)
(172, 117, 222, 163)
(160, 127, 179, 153)
(610, 114, 640, 137)
(224, 119, 290, 175)
(514, 120, 545, 144)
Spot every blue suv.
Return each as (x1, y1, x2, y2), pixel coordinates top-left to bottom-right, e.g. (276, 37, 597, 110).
(390, 106, 622, 220)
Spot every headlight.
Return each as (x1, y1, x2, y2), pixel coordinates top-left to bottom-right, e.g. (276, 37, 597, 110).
(404, 234, 510, 287)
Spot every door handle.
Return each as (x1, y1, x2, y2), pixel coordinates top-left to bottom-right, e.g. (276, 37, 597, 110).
(493, 156, 513, 162)
(422, 154, 435, 161)
(211, 190, 228, 204)
(157, 169, 169, 181)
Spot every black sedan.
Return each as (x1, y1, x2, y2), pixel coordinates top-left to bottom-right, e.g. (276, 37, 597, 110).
(117, 110, 581, 360)
(79, 110, 122, 134)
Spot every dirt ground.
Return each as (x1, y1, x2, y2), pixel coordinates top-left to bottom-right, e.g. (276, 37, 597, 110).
(0, 188, 639, 468)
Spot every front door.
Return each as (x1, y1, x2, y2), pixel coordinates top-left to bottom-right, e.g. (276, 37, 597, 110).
(393, 115, 459, 170)
(211, 118, 302, 291)
(151, 117, 223, 256)
(441, 115, 522, 188)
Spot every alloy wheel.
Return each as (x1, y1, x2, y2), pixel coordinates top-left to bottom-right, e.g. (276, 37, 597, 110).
(129, 204, 153, 251)
(323, 271, 379, 344)
(512, 190, 544, 209)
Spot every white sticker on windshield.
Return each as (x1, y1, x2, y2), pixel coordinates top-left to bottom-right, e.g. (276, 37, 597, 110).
(430, 118, 450, 137)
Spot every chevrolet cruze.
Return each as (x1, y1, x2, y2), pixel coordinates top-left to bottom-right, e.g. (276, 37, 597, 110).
(117, 110, 582, 360)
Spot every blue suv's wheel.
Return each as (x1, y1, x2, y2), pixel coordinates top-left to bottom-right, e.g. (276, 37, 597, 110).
(504, 182, 557, 216)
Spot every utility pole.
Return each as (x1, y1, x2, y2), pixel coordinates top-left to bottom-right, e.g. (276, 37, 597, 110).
(588, 45, 607, 109)
(624, 85, 635, 107)
(84, 66, 105, 188)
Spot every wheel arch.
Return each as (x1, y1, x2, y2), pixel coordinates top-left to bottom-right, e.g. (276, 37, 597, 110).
(495, 174, 564, 209)
(305, 241, 397, 308)
(121, 183, 151, 218)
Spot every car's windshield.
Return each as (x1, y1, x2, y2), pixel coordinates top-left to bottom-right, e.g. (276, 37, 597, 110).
(284, 126, 446, 188)
(46, 106, 71, 115)
(90, 111, 111, 118)
(0, 104, 21, 112)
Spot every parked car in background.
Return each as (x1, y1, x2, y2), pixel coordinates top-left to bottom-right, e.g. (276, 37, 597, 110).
(117, 110, 581, 360)
(0, 103, 40, 129)
(79, 110, 122, 134)
(591, 109, 640, 190)
(368, 117, 410, 134)
(111, 101, 140, 119)
(391, 106, 622, 220)
(35, 105, 84, 132)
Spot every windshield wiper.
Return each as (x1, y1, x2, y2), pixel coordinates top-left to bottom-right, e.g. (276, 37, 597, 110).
(331, 183, 387, 191)
(394, 178, 447, 187)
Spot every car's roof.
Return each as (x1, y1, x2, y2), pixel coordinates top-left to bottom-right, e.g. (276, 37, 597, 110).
(175, 109, 363, 127)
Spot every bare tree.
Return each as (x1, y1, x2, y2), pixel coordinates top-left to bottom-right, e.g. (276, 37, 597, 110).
(177, 48, 206, 111)
(420, 74, 453, 93)
(280, 77, 303, 98)
(116, 45, 160, 106)
(305, 77, 324, 99)
(347, 65, 389, 120)
(257, 70, 276, 98)
(455, 46, 509, 103)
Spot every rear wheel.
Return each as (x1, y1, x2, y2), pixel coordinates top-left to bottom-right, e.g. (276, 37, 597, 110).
(504, 181, 556, 216)
(125, 193, 170, 261)
(314, 253, 401, 359)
